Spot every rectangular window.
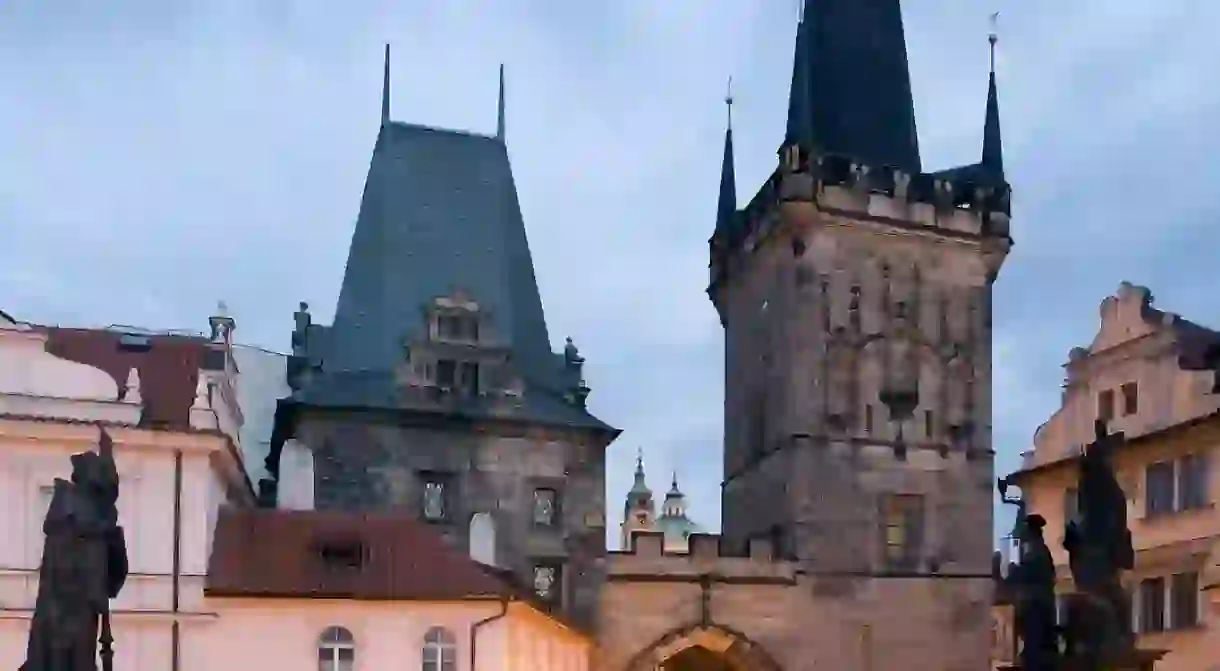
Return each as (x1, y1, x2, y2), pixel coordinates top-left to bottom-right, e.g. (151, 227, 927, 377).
(436, 359, 456, 388)
(1170, 572, 1199, 629)
(1063, 487, 1081, 525)
(459, 362, 480, 397)
(533, 488, 558, 526)
(1139, 577, 1166, 633)
(421, 476, 449, 522)
(924, 409, 934, 439)
(1178, 453, 1210, 510)
(1097, 389, 1115, 422)
(864, 404, 874, 433)
(1121, 382, 1139, 416)
(532, 563, 563, 607)
(881, 494, 924, 570)
(1145, 461, 1176, 517)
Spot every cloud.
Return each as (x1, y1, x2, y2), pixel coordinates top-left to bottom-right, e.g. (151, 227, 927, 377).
(3, 0, 1218, 547)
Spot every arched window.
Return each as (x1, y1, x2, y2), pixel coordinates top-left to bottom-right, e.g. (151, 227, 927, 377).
(318, 626, 354, 671)
(422, 626, 457, 671)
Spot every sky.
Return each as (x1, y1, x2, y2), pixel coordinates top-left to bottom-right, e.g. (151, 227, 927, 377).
(2, 0, 1219, 544)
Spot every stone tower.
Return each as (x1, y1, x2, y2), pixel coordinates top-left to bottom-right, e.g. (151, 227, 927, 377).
(709, 0, 1012, 587)
(261, 48, 619, 629)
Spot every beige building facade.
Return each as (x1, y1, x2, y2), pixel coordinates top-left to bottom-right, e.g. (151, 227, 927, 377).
(996, 283, 1220, 670)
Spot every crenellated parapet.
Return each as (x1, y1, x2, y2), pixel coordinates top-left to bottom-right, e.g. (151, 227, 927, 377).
(709, 149, 1011, 294)
(608, 531, 797, 583)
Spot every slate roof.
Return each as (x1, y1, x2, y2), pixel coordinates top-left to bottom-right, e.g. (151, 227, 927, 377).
(206, 507, 514, 600)
(781, 0, 1006, 191)
(296, 114, 614, 433)
(787, 0, 922, 172)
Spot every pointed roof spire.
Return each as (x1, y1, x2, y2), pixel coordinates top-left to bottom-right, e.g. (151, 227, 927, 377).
(496, 64, 506, 142)
(381, 44, 391, 126)
(784, 12, 811, 148)
(784, 0, 922, 171)
(667, 471, 683, 498)
(714, 78, 737, 238)
(630, 448, 651, 494)
(981, 13, 1005, 181)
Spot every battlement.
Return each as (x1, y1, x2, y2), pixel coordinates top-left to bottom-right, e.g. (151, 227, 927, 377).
(710, 150, 1011, 289)
(607, 532, 797, 583)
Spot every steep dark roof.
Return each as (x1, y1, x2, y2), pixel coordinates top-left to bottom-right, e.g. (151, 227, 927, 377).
(302, 118, 613, 433)
(786, 0, 922, 172)
(206, 507, 512, 600)
(327, 123, 551, 380)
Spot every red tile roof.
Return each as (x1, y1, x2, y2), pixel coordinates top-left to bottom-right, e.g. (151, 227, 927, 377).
(42, 327, 210, 430)
(205, 507, 512, 601)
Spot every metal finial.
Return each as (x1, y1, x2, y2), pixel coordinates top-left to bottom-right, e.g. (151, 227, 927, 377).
(636, 447, 643, 469)
(725, 76, 734, 129)
(988, 12, 1000, 73)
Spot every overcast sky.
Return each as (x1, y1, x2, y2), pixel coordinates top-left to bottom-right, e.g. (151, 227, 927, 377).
(2, 1, 1218, 543)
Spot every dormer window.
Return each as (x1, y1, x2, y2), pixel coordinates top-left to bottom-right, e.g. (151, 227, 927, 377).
(437, 313, 479, 342)
(436, 360, 457, 388)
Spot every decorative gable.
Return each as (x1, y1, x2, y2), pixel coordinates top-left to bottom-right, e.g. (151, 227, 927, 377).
(1087, 282, 1162, 354)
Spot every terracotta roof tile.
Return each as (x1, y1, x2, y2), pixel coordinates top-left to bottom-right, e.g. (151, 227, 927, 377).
(205, 507, 511, 601)
(42, 327, 210, 430)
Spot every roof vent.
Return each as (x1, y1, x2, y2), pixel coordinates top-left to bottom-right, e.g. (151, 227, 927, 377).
(316, 539, 365, 571)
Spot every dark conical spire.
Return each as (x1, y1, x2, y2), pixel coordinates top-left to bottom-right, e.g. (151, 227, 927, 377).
(981, 23, 1004, 181)
(784, 14, 811, 148)
(381, 44, 391, 126)
(785, 0, 922, 171)
(496, 64, 506, 142)
(714, 80, 737, 238)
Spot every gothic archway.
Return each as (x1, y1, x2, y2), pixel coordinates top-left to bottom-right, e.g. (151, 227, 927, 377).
(624, 623, 782, 671)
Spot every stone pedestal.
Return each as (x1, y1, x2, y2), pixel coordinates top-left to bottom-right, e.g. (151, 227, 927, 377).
(998, 648, 1167, 671)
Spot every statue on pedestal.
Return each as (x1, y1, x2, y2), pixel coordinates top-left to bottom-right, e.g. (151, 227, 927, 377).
(21, 429, 129, 671)
(1013, 513, 1061, 669)
(1062, 419, 1136, 666)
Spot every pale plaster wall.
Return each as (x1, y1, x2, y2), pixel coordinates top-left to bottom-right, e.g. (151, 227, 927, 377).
(0, 420, 240, 671)
(192, 599, 589, 671)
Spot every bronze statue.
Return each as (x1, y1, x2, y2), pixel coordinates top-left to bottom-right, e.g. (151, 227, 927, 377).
(1063, 419, 1135, 664)
(21, 429, 128, 671)
(1013, 513, 1060, 670)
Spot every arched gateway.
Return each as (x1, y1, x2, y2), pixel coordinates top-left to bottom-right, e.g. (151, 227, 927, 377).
(625, 623, 781, 671)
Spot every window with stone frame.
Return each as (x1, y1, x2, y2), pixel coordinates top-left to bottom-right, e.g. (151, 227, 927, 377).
(1097, 389, 1115, 422)
(531, 562, 563, 608)
(1178, 453, 1210, 511)
(880, 494, 925, 570)
(532, 488, 559, 527)
(1170, 572, 1199, 629)
(458, 361, 480, 397)
(1145, 461, 1176, 517)
(437, 313, 479, 343)
(1120, 382, 1139, 416)
(1138, 577, 1166, 633)
(420, 473, 453, 522)
(435, 359, 457, 388)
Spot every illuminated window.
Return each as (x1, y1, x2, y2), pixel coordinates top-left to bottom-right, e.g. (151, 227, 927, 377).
(881, 494, 924, 569)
